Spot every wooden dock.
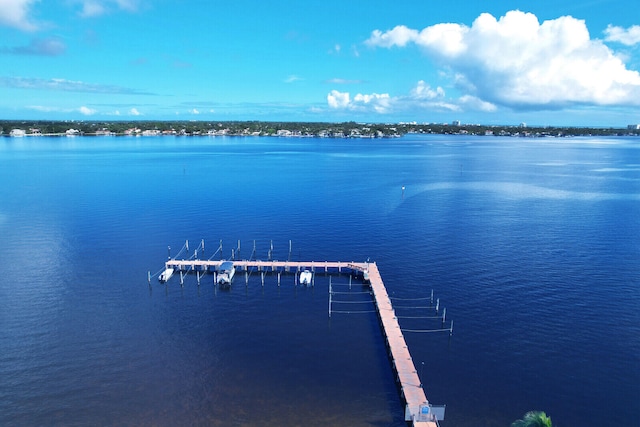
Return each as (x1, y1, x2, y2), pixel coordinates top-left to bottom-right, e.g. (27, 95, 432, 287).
(161, 258, 439, 426)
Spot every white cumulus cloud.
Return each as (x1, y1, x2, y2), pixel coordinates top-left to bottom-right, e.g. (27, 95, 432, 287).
(327, 80, 500, 115)
(79, 106, 96, 115)
(604, 24, 640, 46)
(327, 90, 392, 114)
(366, 10, 640, 110)
(353, 93, 391, 113)
(410, 80, 445, 100)
(129, 107, 141, 116)
(0, 0, 38, 31)
(327, 90, 350, 109)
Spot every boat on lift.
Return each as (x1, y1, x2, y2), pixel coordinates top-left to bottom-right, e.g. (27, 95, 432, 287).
(217, 261, 235, 286)
(299, 269, 312, 285)
(159, 267, 174, 283)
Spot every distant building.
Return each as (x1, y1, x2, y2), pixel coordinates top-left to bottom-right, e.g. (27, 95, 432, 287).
(10, 129, 26, 137)
(452, 120, 461, 126)
(519, 122, 527, 128)
(627, 124, 640, 130)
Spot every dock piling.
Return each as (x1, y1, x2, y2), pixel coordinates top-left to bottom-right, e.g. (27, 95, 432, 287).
(328, 277, 332, 318)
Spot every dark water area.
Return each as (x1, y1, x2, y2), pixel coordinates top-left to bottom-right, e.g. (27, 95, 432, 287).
(0, 135, 638, 426)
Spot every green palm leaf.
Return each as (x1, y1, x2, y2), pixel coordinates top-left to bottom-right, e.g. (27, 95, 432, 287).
(511, 411, 552, 427)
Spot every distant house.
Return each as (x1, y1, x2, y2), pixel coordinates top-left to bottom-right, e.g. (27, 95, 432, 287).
(66, 129, 80, 136)
(95, 128, 115, 136)
(10, 129, 26, 137)
(627, 124, 640, 130)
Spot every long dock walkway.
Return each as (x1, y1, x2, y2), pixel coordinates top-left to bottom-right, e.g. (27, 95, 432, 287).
(367, 263, 437, 426)
(161, 258, 438, 426)
(165, 259, 367, 273)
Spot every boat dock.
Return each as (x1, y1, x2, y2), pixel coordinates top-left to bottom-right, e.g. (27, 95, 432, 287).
(156, 258, 441, 426)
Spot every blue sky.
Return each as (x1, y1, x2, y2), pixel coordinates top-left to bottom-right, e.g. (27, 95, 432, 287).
(1, 0, 640, 126)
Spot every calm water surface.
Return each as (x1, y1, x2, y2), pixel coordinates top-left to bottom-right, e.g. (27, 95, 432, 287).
(0, 135, 638, 426)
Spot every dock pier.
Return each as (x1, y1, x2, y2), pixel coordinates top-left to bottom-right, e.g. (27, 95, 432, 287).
(156, 258, 442, 425)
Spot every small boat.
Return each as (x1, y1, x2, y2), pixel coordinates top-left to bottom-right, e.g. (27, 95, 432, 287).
(299, 269, 312, 285)
(217, 261, 235, 285)
(159, 267, 174, 283)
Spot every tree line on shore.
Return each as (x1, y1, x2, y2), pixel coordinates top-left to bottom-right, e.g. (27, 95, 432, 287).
(1, 119, 638, 138)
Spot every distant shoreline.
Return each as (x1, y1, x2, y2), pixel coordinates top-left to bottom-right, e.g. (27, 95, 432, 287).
(2, 120, 639, 138)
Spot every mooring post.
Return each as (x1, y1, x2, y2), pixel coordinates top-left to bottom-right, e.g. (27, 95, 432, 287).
(197, 271, 200, 286)
(186, 240, 189, 253)
(180, 270, 184, 286)
(202, 239, 205, 254)
(195, 249, 198, 260)
(430, 289, 434, 305)
(450, 320, 454, 336)
(328, 278, 332, 318)
(147, 271, 151, 285)
(261, 272, 265, 287)
(435, 298, 440, 313)
(245, 271, 248, 285)
(349, 275, 352, 289)
(213, 272, 217, 284)
(442, 308, 447, 324)
(278, 272, 281, 287)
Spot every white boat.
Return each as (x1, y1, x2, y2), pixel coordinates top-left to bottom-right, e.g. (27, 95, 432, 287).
(217, 261, 235, 285)
(299, 269, 312, 285)
(159, 267, 174, 283)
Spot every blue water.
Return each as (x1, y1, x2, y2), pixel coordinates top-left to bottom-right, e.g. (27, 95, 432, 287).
(0, 135, 638, 426)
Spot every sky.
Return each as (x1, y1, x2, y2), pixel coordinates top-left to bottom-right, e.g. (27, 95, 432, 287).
(1, 0, 640, 126)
